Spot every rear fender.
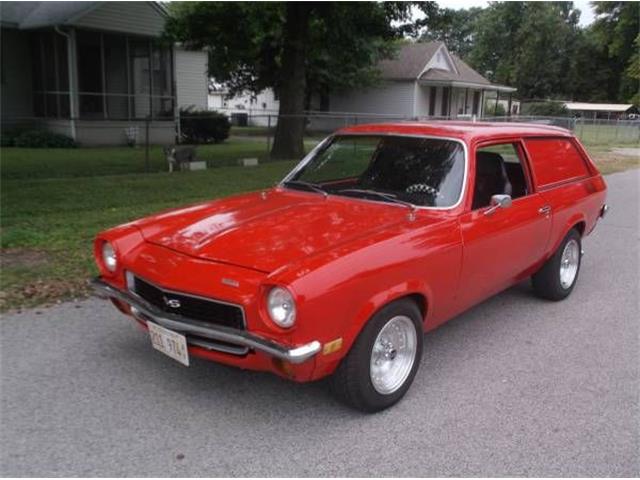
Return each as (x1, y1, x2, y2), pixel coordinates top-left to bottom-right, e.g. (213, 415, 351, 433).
(548, 212, 586, 258)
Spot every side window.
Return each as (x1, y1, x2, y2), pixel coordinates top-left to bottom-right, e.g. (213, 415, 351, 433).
(524, 138, 590, 188)
(473, 143, 529, 210)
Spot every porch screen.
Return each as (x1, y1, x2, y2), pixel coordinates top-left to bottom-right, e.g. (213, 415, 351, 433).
(31, 29, 175, 120)
(30, 32, 69, 118)
(76, 30, 175, 120)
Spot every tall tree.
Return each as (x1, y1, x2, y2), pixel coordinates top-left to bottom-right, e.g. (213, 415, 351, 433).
(626, 34, 640, 106)
(468, 2, 582, 100)
(590, 1, 640, 102)
(419, 7, 482, 58)
(166, 2, 413, 159)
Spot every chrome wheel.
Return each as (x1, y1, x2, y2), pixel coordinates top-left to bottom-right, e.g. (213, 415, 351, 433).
(559, 239, 580, 289)
(370, 315, 417, 395)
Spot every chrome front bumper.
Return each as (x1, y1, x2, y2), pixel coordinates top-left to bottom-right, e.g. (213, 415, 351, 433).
(90, 278, 321, 364)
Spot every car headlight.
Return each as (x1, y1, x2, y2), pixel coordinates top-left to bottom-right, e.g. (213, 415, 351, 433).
(102, 241, 117, 272)
(267, 287, 296, 328)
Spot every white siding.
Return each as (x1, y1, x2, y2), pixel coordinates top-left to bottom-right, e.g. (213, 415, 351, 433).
(329, 81, 416, 117)
(72, 2, 166, 37)
(175, 47, 208, 110)
(1, 29, 33, 118)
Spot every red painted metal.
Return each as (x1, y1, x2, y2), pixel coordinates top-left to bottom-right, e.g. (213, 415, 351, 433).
(94, 122, 607, 381)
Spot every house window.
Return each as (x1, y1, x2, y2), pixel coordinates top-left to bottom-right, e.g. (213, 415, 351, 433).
(76, 31, 175, 120)
(30, 31, 69, 118)
(104, 34, 128, 119)
(472, 91, 481, 116)
(441, 87, 450, 117)
(77, 31, 104, 118)
(31, 29, 175, 120)
(428, 87, 436, 116)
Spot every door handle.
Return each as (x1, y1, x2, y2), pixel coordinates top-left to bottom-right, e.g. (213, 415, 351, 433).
(538, 205, 552, 216)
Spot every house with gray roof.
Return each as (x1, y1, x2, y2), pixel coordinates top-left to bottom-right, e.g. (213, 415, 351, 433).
(0, 1, 208, 145)
(327, 41, 516, 120)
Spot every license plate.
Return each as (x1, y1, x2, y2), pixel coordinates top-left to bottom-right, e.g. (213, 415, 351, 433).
(147, 322, 189, 366)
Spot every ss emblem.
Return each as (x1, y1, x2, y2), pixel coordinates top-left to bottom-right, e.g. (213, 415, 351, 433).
(163, 296, 181, 309)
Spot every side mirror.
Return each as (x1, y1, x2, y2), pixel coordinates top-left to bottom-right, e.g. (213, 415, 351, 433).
(484, 194, 512, 216)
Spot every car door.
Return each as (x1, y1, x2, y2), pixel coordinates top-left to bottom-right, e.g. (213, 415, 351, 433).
(457, 140, 552, 308)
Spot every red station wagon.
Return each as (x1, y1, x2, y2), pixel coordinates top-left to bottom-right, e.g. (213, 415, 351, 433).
(92, 122, 608, 412)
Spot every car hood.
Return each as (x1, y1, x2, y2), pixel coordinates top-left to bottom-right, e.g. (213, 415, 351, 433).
(135, 188, 408, 273)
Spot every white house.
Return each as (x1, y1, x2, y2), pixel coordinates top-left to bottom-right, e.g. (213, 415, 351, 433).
(327, 42, 515, 120)
(207, 41, 515, 130)
(208, 87, 279, 115)
(0, 1, 209, 145)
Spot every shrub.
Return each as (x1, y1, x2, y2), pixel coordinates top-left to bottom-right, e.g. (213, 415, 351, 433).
(522, 102, 568, 117)
(484, 101, 506, 116)
(180, 107, 230, 144)
(1, 129, 19, 147)
(13, 130, 77, 148)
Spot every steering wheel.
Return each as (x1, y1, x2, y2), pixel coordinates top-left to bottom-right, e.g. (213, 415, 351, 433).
(405, 183, 440, 197)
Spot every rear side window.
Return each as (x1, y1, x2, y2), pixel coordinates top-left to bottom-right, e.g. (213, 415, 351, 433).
(524, 138, 590, 188)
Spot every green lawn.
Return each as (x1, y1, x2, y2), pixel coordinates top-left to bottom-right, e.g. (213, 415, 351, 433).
(0, 136, 318, 310)
(0, 161, 297, 310)
(575, 123, 640, 146)
(0, 138, 277, 180)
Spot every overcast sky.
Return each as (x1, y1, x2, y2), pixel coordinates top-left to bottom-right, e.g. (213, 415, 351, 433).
(440, 0, 596, 26)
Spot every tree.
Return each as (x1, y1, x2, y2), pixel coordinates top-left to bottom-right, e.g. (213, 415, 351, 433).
(590, 2, 640, 102)
(626, 34, 640, 106)
(166, 2, 414, 159)
(468, 2, 582, 100)
(419, 7, 482, 58)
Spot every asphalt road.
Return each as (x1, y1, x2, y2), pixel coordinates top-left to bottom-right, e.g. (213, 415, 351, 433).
(1, 169, 638, 477)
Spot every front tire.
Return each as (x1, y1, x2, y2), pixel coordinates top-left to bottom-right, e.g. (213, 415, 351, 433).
(330, 298, 424, 412)
(532, 229, 582, 301)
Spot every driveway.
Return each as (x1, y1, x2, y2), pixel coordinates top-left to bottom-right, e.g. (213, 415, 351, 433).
(1, 169, 638, 476)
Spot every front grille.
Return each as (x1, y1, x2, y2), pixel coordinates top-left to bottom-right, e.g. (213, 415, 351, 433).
(131, 276, 245, 330)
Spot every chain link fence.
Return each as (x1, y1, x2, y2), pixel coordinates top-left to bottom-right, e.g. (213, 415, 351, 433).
(2, 111, 638, 156)
(225, 111, 638, 151)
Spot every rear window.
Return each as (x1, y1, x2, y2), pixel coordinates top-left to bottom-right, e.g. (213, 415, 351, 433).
(524, 138, 590, 188)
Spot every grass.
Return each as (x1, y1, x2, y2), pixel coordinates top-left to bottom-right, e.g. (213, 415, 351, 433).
(0, 139, 275, 180)
(0, 135, 637, 311)
(576, 123, 640, 147)
(0, 162, 297, 310)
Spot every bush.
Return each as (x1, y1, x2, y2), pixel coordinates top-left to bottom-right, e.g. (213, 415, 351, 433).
(180, 107, 230, 144)
(522, 102, 568, 117)
(13, 130, 77, 148)
(484, 101, 506, 116)
(1, 129, 19, 147)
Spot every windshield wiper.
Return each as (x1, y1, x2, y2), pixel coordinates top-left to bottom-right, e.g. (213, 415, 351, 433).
(283, 180, 328, 197)
(337, 189, 416, 210)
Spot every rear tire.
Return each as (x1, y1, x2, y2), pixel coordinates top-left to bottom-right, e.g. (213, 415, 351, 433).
(330, 298, 423, 413)
(532, 229, 582, 301)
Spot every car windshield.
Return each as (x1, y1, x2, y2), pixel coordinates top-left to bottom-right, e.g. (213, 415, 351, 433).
(286, 135, 465, 208)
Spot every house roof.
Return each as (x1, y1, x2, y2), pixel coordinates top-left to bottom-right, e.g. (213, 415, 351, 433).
(378, 42, 444, 80)
(379, 41, 515, 92)
(564, 102, 635, 112)
(0, 1, 166, 29)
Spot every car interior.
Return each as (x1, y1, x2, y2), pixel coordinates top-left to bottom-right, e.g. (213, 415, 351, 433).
(473, 144, 528, 210)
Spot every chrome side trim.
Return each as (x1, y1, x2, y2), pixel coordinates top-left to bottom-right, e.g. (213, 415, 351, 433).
(91, 278, 321, 364)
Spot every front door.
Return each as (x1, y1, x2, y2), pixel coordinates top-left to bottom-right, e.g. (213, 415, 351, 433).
(457, 141, 551, 308)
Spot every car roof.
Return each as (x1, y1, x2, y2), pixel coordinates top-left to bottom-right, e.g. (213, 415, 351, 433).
(337, 121, 574, 144)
